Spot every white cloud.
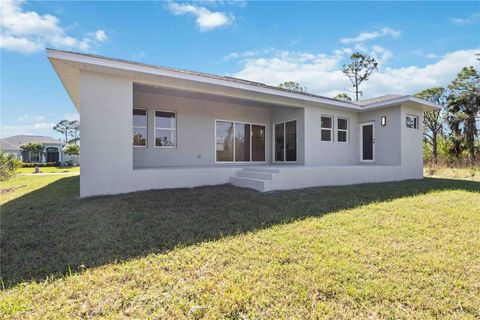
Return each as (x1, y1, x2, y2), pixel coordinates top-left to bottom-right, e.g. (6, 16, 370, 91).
(166, 1, 234, 31)
(223, 47, 275, 61)
(449, 12, 480, 25)
(1, 112, 80, 138)
(1, 122, 55, 138)
(93, 30, 108, 42)
(370, 45, 393, 64)
(0, 0, 108, 54)
(18, 114, 45, 122)
(231, 48, 479, 99)
(132, 51, 146, 60)
(63, 113, 80, 121)
(340, 27, 401, 44)
(412, 49, 439, 59)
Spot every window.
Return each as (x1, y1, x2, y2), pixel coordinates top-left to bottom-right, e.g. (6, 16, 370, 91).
(337, 118, 348, 143)
(155, 110, 176, 147)
(133, 108, 147, 147)
(321, 116, 333, 142)
(406, 115, 418, 129)
(216, 120, 265, 162)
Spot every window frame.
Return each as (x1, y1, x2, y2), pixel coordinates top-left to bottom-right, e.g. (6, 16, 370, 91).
(320, 115, 334, 142)
(132, 107, 148, 148)
(405, 114, 418, 129)
(215, 119, 267, 163)
(337, 117, 349, 144)
(154, 109, 177, 149)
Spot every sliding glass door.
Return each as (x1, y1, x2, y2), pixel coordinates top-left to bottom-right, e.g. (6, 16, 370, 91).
(274, 120, 297, 162)
(252, 124, 266, 162)
(216, 120, 265, 162)
(235, 123, 251, 162)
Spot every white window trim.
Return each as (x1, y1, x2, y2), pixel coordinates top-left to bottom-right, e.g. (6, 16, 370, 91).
(133, 107, 147, 148)
(406, 114, 418, 129)
(154, 109, 177, 149)
(215, 119, 267, 163)
(320, 115, 334, 142)
(273, 119, 297, 163)
(337, 117, 349, 144)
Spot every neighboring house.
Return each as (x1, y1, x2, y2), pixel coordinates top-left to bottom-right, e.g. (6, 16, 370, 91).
(1, 135, 67, 164)
(0, 139, 22, 160)
(47, 49, 441, 197)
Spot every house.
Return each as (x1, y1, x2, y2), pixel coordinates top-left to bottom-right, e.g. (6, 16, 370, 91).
(0, 139, 22, 160)
(1, 135, 67, 164)
(47, 49, 441, 197)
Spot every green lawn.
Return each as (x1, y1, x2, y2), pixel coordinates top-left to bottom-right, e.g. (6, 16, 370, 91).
(16, 166, 80, 174)
(1, 173, 479, 319)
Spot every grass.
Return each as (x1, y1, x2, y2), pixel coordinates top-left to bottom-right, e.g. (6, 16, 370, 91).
(424, 166, 479, 181)
(1, 173, 479, 319)
(16, 166, 80, 174)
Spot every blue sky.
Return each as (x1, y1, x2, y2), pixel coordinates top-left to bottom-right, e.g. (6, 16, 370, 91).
(1, 0, 479, 139)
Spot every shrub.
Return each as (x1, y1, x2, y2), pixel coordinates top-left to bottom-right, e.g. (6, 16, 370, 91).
(0, 153, 22, 181)
(469, 167, 476, 177)
(21, 162, 58, 168)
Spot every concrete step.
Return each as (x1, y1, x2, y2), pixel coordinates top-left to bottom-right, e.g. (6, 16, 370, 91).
(229, 176, 269, 192)
(236, 170, 273, 180)
(243, 167, 280, 174)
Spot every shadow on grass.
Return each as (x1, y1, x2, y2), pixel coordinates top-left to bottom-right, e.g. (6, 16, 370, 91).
(1, 175, 479, 288)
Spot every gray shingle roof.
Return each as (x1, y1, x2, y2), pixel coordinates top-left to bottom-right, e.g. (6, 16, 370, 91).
(2, 135, 63, 147)
(0, 139, 22, 151)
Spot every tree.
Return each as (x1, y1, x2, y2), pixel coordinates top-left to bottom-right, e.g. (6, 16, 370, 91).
(0, 153, 22, 181)
(342, 52, 378, 101)
(53, 119, 80, 144)
(447, 66, 480, 162)
(20, 142, 44, 162)
(278, 81, 306, 92)
(63, 144, 80, 165)
(333, 93, 352, 102)
(69, 120, 80, 145)
(53, 120, 72, 143)
(445, 110, 464, 159)
(414, 87, 446, 164)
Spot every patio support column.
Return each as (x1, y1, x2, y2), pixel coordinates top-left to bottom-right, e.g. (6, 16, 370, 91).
(79, 71, 133, 197)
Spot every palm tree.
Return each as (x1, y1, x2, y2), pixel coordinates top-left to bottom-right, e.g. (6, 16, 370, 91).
(447, 66, 480, 162)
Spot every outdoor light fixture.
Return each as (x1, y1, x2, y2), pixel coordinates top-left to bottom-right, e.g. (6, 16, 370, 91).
(381, 116, 387, 126)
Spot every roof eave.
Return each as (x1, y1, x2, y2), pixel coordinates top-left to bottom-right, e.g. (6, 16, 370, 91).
(361, 96, 442, 111)
(46, 49, 363, 111)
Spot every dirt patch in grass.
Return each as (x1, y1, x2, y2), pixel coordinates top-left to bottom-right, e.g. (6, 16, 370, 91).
(0, 185, 26, 196)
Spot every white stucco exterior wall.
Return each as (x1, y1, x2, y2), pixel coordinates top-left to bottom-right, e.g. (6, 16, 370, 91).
(358, 106, 402, 165)
(78, 70, 426, 197)
(303, 105, 359, 165)
(401, 105, 424, 179)
(80, 71, 133, 197)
